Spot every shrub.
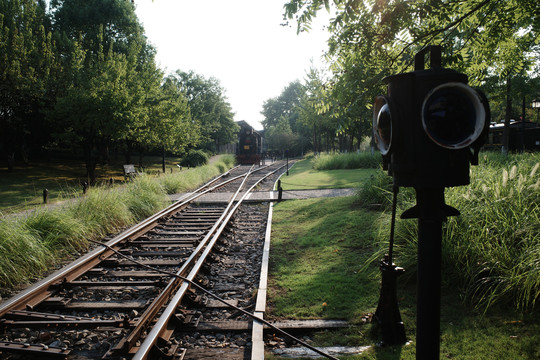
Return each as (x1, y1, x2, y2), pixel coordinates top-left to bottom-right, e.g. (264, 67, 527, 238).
(367, 151, 540, 310)
(355, 169, 393, 209)
(312, 152, 381, 170)
(180, 150, 209, 167)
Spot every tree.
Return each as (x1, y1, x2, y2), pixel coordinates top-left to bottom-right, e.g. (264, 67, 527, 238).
(261, 80, 309, 155)
(284, 0, 540, 152)
(50, 42, 135, 183)
(298, 66, 335, 153)
(46, 0, 166, 181)
(51, 0, 144, 56)
(0, 0, 58, 169)
(261, 80, 304, 130)
(170, 70, 238, 152)
(265, 116, 298, 156)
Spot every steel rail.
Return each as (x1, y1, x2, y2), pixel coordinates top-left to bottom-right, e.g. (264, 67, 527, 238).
(109, 165, 258, 354)
(0, 164, 266, 317)
(132, 163, 287, 360)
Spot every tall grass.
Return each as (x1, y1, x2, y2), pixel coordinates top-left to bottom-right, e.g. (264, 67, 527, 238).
(358, 152, 540, 311)
(312, 152, 381, 170)
(0, 155, 235, 290)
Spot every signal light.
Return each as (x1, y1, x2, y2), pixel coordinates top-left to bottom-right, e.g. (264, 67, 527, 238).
(373, 96, 393, 156)
(372, 45, 492, 359)
(422, 82, 486, 149)
(373, 45, 490, 188)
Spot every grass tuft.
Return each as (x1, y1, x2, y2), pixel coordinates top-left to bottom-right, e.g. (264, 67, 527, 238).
(360, 151, 540, 311)
(0, 155, 235, 290)
(312, 152, 382, 170)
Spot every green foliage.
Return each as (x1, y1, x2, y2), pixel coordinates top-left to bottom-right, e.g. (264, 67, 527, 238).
(265, 115, 298, 154)
(0, 155, 235, 290)
(312, 152, 381, 170)
(169, 70, 239, 152)
(362, 152, 540, 311)
(282, 0, 540, 155)
(180, 149, 209, 168)
(0, 0, 59, 167)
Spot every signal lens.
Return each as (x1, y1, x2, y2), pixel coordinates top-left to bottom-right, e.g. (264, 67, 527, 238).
(373, 96, 393, 155)
(422, 82, 485, 149)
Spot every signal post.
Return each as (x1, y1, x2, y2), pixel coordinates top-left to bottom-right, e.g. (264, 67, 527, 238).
(372, 46, 490, 359)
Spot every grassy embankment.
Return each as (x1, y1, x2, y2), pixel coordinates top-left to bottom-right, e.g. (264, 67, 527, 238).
(279, 152, 380, 190)
(0, 154, 235, 295)
(0, 154, 189, 213)
(267, 151, 539, 359)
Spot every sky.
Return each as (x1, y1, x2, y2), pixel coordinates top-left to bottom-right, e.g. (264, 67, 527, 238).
(133, 0, 331, 130)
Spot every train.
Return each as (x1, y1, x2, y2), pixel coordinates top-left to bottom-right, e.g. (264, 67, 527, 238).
(236, 120, 263, 165)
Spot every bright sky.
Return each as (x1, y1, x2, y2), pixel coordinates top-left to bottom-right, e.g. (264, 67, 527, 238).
(133, 0, 330, 130)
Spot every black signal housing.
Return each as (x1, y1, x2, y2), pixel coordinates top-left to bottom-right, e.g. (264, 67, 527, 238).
(373, 46, 490, 188)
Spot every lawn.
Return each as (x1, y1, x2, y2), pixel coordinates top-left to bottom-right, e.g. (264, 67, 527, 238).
(268, 196, 540, 359)
(0, 154, 184, 213)
(267, 152, 539, 359)
(280, 158, 377, 190)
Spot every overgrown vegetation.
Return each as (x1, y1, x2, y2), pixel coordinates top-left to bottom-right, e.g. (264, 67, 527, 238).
(0, 155, 234, 290)
(358, 151, 540, 311)
(312, 152, 381, 170)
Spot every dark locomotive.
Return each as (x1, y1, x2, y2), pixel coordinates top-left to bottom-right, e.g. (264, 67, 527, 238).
(236, 120, 262, 165)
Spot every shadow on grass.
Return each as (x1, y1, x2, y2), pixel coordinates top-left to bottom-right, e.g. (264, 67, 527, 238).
(269, 196, 389, 346)
(373, 344, 404, 360)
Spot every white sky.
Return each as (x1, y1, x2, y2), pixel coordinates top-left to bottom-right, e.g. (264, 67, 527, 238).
(133, 0, 331, 130)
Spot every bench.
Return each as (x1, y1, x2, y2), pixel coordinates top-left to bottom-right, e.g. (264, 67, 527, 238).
(123, 164, 137, 180)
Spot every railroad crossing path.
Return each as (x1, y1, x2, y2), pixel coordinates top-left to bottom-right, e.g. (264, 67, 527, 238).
(169, 188, 356, 203)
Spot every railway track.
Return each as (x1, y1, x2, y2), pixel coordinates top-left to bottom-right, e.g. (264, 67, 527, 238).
(0, 162, 288, 360)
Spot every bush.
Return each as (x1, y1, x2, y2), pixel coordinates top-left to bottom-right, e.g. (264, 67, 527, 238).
(312, 152, 381, 170)
(180, 150, 209, 167)
(366, 151, 540, 311)
(355, 168, 393, 209)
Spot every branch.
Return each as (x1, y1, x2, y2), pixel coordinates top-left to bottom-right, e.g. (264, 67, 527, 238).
(390, 0, 494, 66)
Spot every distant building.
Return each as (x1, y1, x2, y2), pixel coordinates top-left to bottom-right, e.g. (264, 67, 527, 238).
(486, 120, 540, 151)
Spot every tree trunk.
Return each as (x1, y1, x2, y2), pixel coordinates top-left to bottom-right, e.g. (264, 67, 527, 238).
(84, 146, 98, 185)
(312, 127, 317, 154)
(502, 75, 512, 154)
(21, 139, 29, 165)
(6, 152, 15, 172)
(125, 141, 133, 164)
(162, 145, 166, 173)
(102, 143, 110, 164)
(138, 146, 145, 168)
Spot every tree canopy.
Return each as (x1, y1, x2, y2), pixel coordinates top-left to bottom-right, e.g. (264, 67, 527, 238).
(1, 0, 240, 181)
(275, 0, 540, 153)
